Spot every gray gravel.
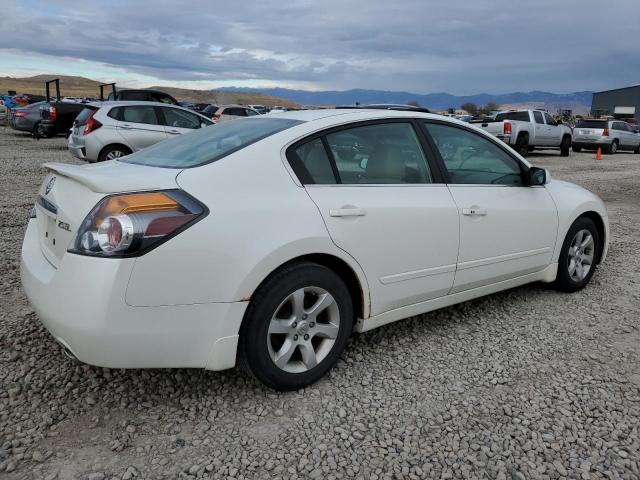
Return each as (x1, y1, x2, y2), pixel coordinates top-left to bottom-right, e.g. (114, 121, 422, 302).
(1, 127, 639, 480)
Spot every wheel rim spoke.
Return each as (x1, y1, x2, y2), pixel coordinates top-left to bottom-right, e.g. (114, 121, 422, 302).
(306, 292, 335, 320)
(582, 253, 594, 266)
(568, 259, 577, 275)
(273, 339, 297, 369)
(290, 288, 305, 320)
(299, 343, 318, 369)
(268, 319, 292, 335)
(581, 235, 593, 249)
(313, 322, 339, 339)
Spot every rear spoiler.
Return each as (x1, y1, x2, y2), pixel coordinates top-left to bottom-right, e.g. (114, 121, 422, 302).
(43, 162, 107, 192)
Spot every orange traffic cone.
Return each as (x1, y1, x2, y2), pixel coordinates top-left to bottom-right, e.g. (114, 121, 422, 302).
(595, 147, 601, 161)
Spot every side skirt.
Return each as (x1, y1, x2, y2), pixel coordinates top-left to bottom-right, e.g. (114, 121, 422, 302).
(356, 263, 558, 333)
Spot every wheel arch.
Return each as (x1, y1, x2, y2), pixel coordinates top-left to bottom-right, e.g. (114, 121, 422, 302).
(98, 143, 132, 161)
(580, 211, 606, 264)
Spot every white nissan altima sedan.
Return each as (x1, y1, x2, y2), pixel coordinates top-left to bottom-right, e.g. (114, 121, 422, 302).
(21, 109, 609, 390)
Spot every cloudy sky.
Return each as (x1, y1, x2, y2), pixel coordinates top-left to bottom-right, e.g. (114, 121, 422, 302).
(1, 0, 638, 94)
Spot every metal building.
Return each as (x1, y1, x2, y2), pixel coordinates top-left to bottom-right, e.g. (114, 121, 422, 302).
(591, 85, 640, 119)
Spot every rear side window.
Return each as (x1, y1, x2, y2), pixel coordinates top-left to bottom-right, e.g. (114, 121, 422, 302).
(289, 122, 432, 185)
(74, 107, 98, 125)
(576, 120, 608, 129)
(123, 117, 303, 168)
(224, 108, 246, 116)
(121, 106, 160, 125)
(495, 111, 530, 122)
(107, 107, 122, 120)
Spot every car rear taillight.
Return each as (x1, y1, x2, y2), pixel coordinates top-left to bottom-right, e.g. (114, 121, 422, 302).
(69, 190, 206, 257)
(49, 105, 57, 121)
(602, 128, 609, 137)
(84, 111, 102, 135)
(504, 122, 512, 135)
(212, 114, 221, 121)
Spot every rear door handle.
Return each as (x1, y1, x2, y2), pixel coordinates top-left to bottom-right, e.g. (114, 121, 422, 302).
(167, 129, 180, 134)
(329, 208, 366, 217)
(462, 207, 487, 216)
(120, 124, 133, 130)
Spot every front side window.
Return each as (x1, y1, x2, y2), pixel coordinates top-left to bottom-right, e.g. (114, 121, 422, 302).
(533, 111, 544, 124)
(163, 108, 209, 129)
(543, 113, 556, 125)
(246, 109, 259, 117)
(121, 106, 160, 125)
(425, 123, 523, 186)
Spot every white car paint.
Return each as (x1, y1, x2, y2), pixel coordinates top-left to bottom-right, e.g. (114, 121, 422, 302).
(21, 109, 609, 375)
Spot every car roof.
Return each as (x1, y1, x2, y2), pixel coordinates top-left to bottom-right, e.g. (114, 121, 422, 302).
(89, 100, 196, 108)
(273, 108, 443, 123)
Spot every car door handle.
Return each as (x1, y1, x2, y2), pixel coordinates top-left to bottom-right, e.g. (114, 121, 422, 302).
(462, 207, 487, 216)
(167, 129, 180, 134)
(120, 124, 133, 130)
(329, 208, 366, 217)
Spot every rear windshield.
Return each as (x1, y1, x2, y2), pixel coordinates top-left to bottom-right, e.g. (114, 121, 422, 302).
(495, 112, 530, 122)
(576, 120, 608, 129)
(123, 117, 303, 168)
(74, 106, 98, 125)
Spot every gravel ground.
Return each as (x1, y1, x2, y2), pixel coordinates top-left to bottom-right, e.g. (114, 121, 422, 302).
(1, 126, 639, 480)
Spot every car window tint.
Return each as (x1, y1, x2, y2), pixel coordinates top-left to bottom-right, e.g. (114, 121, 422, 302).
(425, 123, 523, 186)
(224, 108, 244, 116)
(291, 138, 337, 184)
(246, 109, 259, 117)
(121, 106, 160, 125)
(324, 123, 432, 184)
(163, 108, 206, 129)
(543, 113, 555, 125)
(533, 111, 544, 124)
(107, 106, 122, 120)
(495, 111, 530, 122)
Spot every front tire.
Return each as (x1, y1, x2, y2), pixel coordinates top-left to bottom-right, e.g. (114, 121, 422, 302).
(560, 136, 571, 157)
(554, 217, 600, 292)
(238, 262, 353, 391)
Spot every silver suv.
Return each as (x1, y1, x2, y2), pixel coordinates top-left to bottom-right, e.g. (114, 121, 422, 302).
(572, 119, 640, 154)
(68, 101, 214, 162)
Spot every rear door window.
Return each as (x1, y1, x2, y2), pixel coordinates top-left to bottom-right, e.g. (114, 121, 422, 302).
(121, 106, 160, 125)
(107, 106, 123, 120)
(74, 107, 98, 125)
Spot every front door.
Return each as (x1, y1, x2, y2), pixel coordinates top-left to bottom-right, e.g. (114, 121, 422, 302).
(288, 121, 460, 316)
(423, 121, 558, 293)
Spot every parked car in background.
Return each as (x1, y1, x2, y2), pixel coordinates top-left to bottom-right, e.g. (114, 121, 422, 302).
(269, 105, 288, 113)
(23, 109, 609, 390)
(67, 101, 214, 162)
(192, 103, 215, 113)
(107, 89, 178, 105)
(472, 109, 573, 157)
(8, 102, 46, 134)
(248, 104, 269, 114)
(37, 99, 86, 137)
(572, 119, 640, 154)
(200, 104, 219, 119)
(211, 105, 260, 122)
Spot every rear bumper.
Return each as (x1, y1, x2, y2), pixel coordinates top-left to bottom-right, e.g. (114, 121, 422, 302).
(20, 220, 247, 371)
(67, 136, 87, 160)
(572, 138, 613, 148)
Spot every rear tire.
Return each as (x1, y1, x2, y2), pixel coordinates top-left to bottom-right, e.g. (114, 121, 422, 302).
(238, 262, 353, 391)
(554, 217, 600, 292)
(605, 140, 618, 155)
(515, 134, 529, 157)
(560, 136, 571, 157)
(572, 146, 582, 153)
(98, 144, 132, 162)
(634, 144, 639, 154)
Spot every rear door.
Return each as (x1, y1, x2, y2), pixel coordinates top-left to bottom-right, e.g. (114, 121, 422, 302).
(288, 120, 460, 316)
(423, 121, 558, 292)
(117, 105, 167, 151)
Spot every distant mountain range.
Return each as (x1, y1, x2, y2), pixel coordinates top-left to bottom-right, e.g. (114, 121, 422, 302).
(219, 87, 594, 113)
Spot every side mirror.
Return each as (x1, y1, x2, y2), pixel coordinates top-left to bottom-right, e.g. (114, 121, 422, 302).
(528, 167, 550, 186)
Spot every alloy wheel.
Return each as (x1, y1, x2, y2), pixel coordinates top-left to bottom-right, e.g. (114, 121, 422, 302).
(267, 286, 340, 373)
(567, 229, 595, 282)
(106, 150, 126, 160)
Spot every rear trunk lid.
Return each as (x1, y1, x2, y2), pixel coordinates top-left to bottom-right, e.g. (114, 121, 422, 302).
(34, 161, 180, 267)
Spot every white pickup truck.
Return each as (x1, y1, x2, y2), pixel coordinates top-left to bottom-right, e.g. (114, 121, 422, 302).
(471, 109, 573, 157)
